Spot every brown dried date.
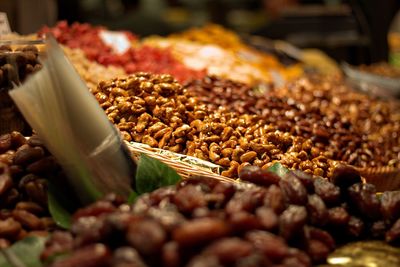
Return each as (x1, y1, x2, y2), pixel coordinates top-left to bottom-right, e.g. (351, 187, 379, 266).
(0, 134, 12, 153)
(347, 183, 381, 220)
(13, 146, 45, 166)
(279, 174, 308, 205)
(51, 244, 111, 267)
(306, 194, 328, 226)
(172, 218, 230, 246)
(327, 207, 350, 226)
(127, 219, 166, 255)
(279, 205, 307, 240)
(113, 247, 147, 267)
(162, 242, 180, 267)
(0, 163, 12, 196)
(380, 191, 400, 221)
(347, 216, 365, 238)
(263, 185, 286, 214)
(229, 211, 261, 232)
(239, 166, 280, 187)
(256, 207, 278, 230)
(12, 209, 43, 230)
(313, 178, 341, 206)
(172, 185, 206, 213)
(330, 165, 362, 190)
(202, 238, 253, 264)
(245, 230, 290, 262)
(386, 218, 400, 243)
(0, 218, 21, 239)
(42, 166, 400, 267)
(73, 201, 117, 221)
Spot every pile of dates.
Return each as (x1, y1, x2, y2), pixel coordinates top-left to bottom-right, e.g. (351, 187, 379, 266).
(0, 44, 42, 134)
(42, 165, 400, 267)
(0, 131, 59, 247)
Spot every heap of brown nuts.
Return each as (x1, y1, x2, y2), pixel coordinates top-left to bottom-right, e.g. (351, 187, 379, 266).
(0, 131, 59, 248)
(184, 75, 400, 169)
(41, 166, 400, 267)
(0, 44, 42, 87)
(0, 44, 42, 135)
(95, 73, 331, 178)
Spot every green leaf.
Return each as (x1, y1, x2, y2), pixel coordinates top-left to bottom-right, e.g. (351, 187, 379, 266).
(135, 154, 181, 194)
(0, 236, 46, 267)
(47, 181, 74, 229)
(47, 192, 71, 229)
(267, 162, 290, 178)
(127, 191, 138, 204)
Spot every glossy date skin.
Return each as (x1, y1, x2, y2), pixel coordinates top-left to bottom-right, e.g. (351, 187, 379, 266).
(43, 166, 400, 267)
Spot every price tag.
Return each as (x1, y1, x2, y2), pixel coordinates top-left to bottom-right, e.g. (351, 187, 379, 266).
(0, 12, 11, 35)
(99, 30, 131, 54)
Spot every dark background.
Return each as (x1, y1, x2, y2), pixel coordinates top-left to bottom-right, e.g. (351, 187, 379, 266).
(2, 0, 400, 65)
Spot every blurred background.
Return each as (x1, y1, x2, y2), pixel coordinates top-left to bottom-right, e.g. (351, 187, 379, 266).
(1, 0, 400, 65)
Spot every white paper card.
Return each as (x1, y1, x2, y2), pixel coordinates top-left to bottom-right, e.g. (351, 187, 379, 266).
(99, 30, 131, 54)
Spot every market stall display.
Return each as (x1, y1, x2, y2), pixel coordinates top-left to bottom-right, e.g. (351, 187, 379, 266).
(0, 19, 400, 267)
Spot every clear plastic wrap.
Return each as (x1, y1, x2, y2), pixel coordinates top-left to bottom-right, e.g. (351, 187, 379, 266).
(9, 36, 136, 203)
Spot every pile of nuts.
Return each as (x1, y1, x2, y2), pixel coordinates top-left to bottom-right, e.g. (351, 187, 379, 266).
(274, 76, 400, 168)
(41, 165, 400, 266)
(0, 44, 42, 135)
(184, 75, 400, 169)
(95, 73, 330, 178)
(0, 131, 59, 248)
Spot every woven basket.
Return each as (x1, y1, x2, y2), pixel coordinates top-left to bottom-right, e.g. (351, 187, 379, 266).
(125, 141, 234, 184)
(356, 166, 400, 192)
